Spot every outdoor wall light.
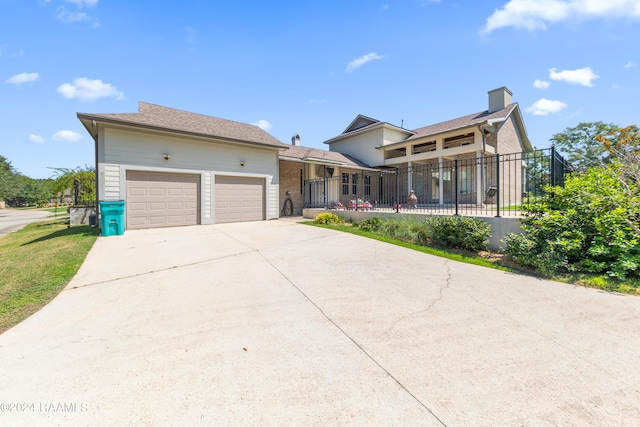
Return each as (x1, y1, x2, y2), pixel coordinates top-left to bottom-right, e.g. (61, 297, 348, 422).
(240, 161, 245, 167)
(163, 153, 171, 160)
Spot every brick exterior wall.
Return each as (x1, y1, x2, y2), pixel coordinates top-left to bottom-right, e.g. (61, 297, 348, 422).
(279, 160, 304, 216)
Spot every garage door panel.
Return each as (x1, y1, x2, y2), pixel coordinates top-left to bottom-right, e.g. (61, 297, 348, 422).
(215, 176, 264, 224)
(126, 171, 200, 230)
(129, 188, 147, 197)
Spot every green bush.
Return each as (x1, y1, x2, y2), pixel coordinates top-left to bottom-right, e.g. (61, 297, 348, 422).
(424, 216, 491, 251)
(313, 212, 345, 225)
(505, 165, 640, 279)
(380, 220, 413, 242)
(358, 217, 382, 232)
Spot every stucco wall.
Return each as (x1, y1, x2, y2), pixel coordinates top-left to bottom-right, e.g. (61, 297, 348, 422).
(98, 126, 281, 224)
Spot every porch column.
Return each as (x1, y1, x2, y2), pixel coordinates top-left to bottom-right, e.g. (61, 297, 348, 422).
(438, 157, 444, 205)
(476, 151, 483, 206)
(407, 161, 413, 196)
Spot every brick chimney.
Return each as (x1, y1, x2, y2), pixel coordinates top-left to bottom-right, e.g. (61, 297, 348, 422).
(291, 134, 301, 146)
(488, 87, 513, 113)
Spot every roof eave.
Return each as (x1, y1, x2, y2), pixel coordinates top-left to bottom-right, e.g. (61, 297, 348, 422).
(76, 113, 288, 150)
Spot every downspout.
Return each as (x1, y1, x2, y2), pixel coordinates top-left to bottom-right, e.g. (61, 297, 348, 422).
(92, 120, 99, 224)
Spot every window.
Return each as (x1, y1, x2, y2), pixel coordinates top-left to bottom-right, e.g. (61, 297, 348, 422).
(352, 174, 358, 195)
(364, 175, 371, 196)
(299, 169, 303, 194)
(342, 173, 349, 195)
(459, 165, 472, 194)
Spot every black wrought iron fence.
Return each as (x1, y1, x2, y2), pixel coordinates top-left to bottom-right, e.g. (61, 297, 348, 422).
(304, 148, 571, 217)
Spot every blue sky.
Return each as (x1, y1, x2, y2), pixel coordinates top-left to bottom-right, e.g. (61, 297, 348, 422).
(2, 0, 639, 179)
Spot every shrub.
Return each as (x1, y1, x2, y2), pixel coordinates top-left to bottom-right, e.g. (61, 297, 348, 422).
(504, 165, 640, 279)
(358, 217, 382, 232)
(380, 220, 413, 241)
(313, 212, 345, 225)
(424, 216, 491, 252)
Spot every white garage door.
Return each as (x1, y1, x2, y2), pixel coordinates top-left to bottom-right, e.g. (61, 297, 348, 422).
(215, 176, 264, 223)
(126, 171, 200, 229)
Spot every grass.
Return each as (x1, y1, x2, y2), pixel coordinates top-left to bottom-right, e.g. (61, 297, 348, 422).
(305, 221, 513, 272)
(0, 219, 99, 333)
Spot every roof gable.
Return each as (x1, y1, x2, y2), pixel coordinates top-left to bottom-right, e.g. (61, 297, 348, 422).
(343, 115, 381, 134)
(77, 102, 287, 149)
(406, 104, 517, 141)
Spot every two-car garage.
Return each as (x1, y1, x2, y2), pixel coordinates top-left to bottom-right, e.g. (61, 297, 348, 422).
(79, 101, 285, 234)
(126, 171, 265, 230)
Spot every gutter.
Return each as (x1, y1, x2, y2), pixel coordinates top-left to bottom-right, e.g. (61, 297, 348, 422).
(76, 114, 288, 151)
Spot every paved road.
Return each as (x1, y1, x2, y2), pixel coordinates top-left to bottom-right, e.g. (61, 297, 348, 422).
(0, 220, 639, 426)
(0, 209, 52, 237)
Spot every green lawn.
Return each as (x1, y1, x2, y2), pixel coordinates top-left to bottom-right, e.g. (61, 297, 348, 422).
(305, 221, 514, 272)
(0, 219, 98, 333)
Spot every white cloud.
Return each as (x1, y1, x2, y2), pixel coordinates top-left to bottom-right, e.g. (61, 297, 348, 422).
(57, 77, 125, 101)
(549, 67, 599, 87)
(526, 98, 567, 116)
(624, 61, 638, 68)
(57, 10, 90, 23)
(65, 0, 99, 7)
(6, 72, 39, 84)
(252, 120, 272, 131)
(52, 130, 83, 142)
(346, 52, 384, 72)
(483, 0, 640, 33)
(28, 134, 45, 144)
(533, 79, 550, 89)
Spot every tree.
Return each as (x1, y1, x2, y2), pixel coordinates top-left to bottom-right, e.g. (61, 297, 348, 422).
(596, 125, 640, 236)
(597, 125, 640, 187)
(0, 155, 18, 203)
(50, 166, 96, 205)
(550, 122, 619, 171)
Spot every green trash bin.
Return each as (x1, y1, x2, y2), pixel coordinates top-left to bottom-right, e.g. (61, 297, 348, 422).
(99, 201, 126, 236)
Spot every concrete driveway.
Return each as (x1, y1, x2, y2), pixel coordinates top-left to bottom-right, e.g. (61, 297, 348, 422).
(1, 220, 639, 426)
(0, 208, 51, 237)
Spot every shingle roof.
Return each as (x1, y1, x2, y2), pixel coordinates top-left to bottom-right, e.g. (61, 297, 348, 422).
(77, 102, 287, 149)
(405, 104, 517, 141)
(280, 145, 370, 168)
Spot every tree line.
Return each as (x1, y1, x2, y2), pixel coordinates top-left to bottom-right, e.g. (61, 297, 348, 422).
(0, 155, 95, 207)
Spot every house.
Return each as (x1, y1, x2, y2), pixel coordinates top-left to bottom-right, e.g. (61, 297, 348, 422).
(77, 102, 289, 229)
(323, 87, 533, 207)
(278, 134, 372, 215)
(77, 86, 534, 233)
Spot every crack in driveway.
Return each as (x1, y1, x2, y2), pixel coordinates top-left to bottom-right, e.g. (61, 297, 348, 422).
(379, 259, 452, 339)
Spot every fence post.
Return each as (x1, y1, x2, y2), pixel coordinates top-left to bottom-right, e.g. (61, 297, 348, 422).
(323, 175, 328, 209)
(395, 168, 400, 213)
(355, 173, 359, 210)
(550, 145, 556, 186)
(495, 153, 501, 218)
(454, 159, 459, 216)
